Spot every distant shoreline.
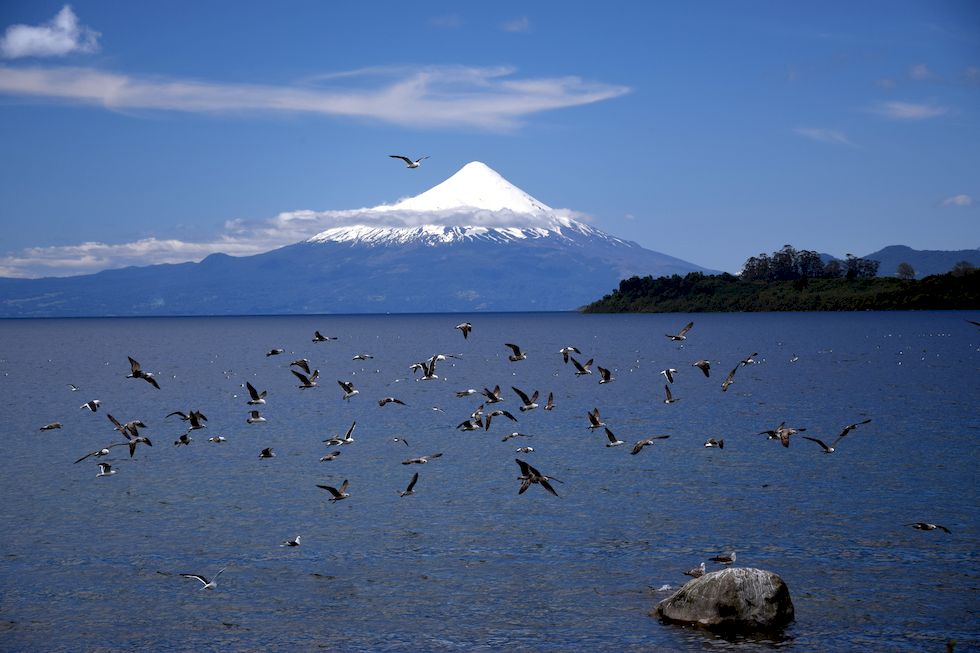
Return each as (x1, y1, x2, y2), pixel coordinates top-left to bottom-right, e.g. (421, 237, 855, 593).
(582, 271, 980, 313)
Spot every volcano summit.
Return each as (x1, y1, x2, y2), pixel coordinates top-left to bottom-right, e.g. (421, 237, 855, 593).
(0, 162, 712, 316)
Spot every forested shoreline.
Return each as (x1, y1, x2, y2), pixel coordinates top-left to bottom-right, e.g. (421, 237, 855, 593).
(583, 246, 979, 313)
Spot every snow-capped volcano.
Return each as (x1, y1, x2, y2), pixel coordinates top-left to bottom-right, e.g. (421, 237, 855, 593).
(0, 162, 716, 317)
(307, 161, 602, 246)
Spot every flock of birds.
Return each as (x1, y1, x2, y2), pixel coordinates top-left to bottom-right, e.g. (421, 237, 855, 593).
(40, 319, 954, 591)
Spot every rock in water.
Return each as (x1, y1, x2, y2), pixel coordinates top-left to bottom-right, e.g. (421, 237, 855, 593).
(654, 567, 794, 631)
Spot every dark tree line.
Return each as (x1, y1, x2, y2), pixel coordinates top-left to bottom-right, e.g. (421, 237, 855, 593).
(740, 245, 879, 281)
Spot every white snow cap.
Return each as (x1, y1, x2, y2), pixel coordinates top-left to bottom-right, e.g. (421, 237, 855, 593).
(379, 161, 552, 214)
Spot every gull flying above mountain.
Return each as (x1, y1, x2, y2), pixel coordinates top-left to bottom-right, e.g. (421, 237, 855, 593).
(389, 154, 429, 168)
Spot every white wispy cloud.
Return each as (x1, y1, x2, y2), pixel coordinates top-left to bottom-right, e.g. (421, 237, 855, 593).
(0, 5, 100, 59)
(0, 205, 591, 278)
(941, 194, 973, 207)
(502, 16, 531, 33)
(909, 63, 935, 80)
(876, 77, 896, 89)
(870, 100, 948, 120)
(793, 127, 855, 146)
(430, 14, 462, 29)
(0, 63, 629, 130)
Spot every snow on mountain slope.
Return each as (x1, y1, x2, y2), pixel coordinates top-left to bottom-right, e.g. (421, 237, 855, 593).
(307, 161, 628, 247)
(382, 161, 552, 213)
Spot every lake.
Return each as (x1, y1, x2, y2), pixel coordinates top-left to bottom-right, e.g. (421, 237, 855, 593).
(0, 312, 976, 651)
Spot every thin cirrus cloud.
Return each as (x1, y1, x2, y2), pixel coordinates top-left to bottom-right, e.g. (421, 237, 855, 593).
(0, 63, 629, 130)
(870, 100, 948, 120)
(940, 194, 973, 207)
(0, 5, 100, 59)
(793, 127, 855, 146)
(501, 17, 531, 33)
(0, 204, 590, 278)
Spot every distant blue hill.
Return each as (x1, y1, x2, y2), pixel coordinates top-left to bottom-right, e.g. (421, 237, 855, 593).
(861, 245, 979, 278)
(0, 230, 715, 317)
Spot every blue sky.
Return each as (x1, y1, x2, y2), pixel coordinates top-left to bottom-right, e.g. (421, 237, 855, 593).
(0, 1, 977, 277)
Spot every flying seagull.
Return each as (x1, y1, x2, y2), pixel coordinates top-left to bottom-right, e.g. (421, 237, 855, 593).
(907, 522, 951, 534)
(666, 321, 694, 341)
(502, 431, 530, 442)
(598, 366, 613, 384)
(693, 360, 711, 377)
(515, 458, 561, 497)
(661, 368, 678, 384)
(126, 356, 160, 389)
(259, 447, 275, 458)
(80, 399, 101, 412)
(559, 346, 581, 364)
(291, 358, 311, 374)
(505, 343, 527, 362)
(709, 551, 736, 565)
(570, 357, 594, 376)
(352, 354, 374, 361)
(704, 438, 724, 449)
(389, 154, 429, 168)
(759, 422, 806, 448)
(631, 435, 670, 455)
(455, 322, 472, 339)
(208, 436, 227, 444)
(293, 369, 319, 389)
(378, 397, 407, 407)
(402, 453, 443, 465)
(281, 535, 301, 547)
(482, 385, 503, 404)
(246, 382, 267, 405)
(543, 392, 555, 411)
(246, 410, 266, 424)
(663, 384, 679, 404)
(399, 472, 419, 497)
(40, 422, 62, 431)
(96, 462, 116, 478)
(512, 386, 539, 411)
(174, 433, 192, 447)
(338, 380, 359, 400)
(319, 450, 342, 462)
(485, 408, 518, 431)
(603, 427, 624, 447)
(721, 366, 740, 392)
(180, 568, 226, 590)
(74, 442, 127, 464)
(313, 331, 336, 342)
(587, 407, 605, 430)
(317, 479, 350, 502)
(266, 348, 284, 357)
(323, 421, 356, 446)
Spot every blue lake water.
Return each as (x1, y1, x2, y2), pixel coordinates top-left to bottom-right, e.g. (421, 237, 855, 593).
(0, 312, 977, 651)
